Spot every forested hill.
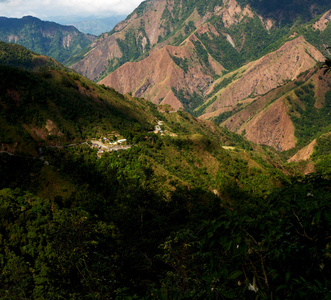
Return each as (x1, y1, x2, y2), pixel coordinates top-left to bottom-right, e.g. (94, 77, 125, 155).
(240, 0, 331, 22)
(0, 43, 330, 298)
(0, 16, 95, 64)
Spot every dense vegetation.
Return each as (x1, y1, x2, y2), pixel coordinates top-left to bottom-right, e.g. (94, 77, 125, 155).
(0, 42, 330, 299)
(0, 16, 94, 64)
(312, 133, 331, 174)
(0, 44, 158, 157)
(238, 0, 331, 24)
(288, 82, 331, 148)
(0, 152, 329, 298)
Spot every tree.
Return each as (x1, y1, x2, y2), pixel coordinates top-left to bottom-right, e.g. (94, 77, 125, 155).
(321, 46, 331, 74)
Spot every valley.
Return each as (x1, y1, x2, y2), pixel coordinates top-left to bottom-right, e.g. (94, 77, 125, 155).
(0, 0, 330, 299)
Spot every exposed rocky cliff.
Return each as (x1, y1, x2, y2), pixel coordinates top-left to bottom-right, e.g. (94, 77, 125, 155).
(72, 0, 277, 81)
(99, 37, 224, 109)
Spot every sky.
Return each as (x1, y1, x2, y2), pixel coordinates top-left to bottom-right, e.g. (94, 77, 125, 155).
(0, 0, 144, 20)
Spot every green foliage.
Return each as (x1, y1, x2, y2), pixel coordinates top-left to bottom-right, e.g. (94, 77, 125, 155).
(289, 83, 331, 147)
(213, 110, 237, 125)
(238, 0, 331, 24)
(207, 72, 238, 98)
(184, 21, 196, 35)
(171, 88, 204, 114)
(156, 174, 331, 299)
(0, 188, 118, 299)
(0, 16, 94, 64)
(0, 56, 155, 148)
(193, 39, 210, 69)
(1, 90, 329, 299)
(101, 27, 151, 79)
(0, 41, 34, 68)
(170, 54, 189, 72)
(197, 29, 243, 71)
(312, 133, 331, 175)
(0, 36, 330, 298)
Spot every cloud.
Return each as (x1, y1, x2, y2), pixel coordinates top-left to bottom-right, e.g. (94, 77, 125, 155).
(0, 0, 143, 18)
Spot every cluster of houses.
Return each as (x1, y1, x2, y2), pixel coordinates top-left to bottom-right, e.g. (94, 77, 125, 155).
(90, 137, 128, 157)
(90, 119, 164, 158)
(107, 138, 127, 145)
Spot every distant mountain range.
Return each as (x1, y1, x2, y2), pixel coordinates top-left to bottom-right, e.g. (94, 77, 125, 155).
(0, 16, 95, 64)
(68, 16, 127, 35)
(46, 14, 127, 35)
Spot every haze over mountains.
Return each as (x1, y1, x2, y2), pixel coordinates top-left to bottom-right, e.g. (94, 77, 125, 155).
(48, 15, 127, 35)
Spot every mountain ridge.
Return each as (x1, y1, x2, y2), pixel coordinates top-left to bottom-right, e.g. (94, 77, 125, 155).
(0, 15, 95, 64)
(68, 0, 331, 154)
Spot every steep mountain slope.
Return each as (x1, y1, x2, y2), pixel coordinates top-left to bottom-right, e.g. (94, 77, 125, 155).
(200, 36, 325, 118)
(0, 42, 330, 299)
(72, 0, 279, 81)
(220, 66, 331, 152)
(72, 0, 330, 82)
(71, 0, 331, 155)
(99, 40, 224, 109)
(0, 43, 156, 158)
(0, 16, 95, 64)
(0, 43, 297, 227)
(0, 41, 64, 71)
(0, 42, 289, 189)
(72, 0, 330, 108)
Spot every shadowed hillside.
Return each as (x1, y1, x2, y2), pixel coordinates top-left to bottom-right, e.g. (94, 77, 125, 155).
(0, 39, 330, 299)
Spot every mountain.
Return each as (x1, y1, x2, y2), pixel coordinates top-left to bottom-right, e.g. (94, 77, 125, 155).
(0, 41, 288, 189)
(71, 0, 331, 154)
(71, 0, 331, 81)
(0, 42, 330, 299)
(0, 41, 65, 71)
(0, 16, 95, 64)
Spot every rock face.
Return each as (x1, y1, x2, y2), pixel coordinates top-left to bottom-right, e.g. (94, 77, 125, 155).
(219, 67, 331, 151)
(72, 0, 267, 82)
(99, 38, 224, 109)
(242, 99, 296, 151)
(313, 9, 331, 31)
(288, 139, 317, 162)
(72, 0, 175, 81)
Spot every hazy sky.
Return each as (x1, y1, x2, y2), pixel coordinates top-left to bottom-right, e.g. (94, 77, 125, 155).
(0, 0, 144, 19)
